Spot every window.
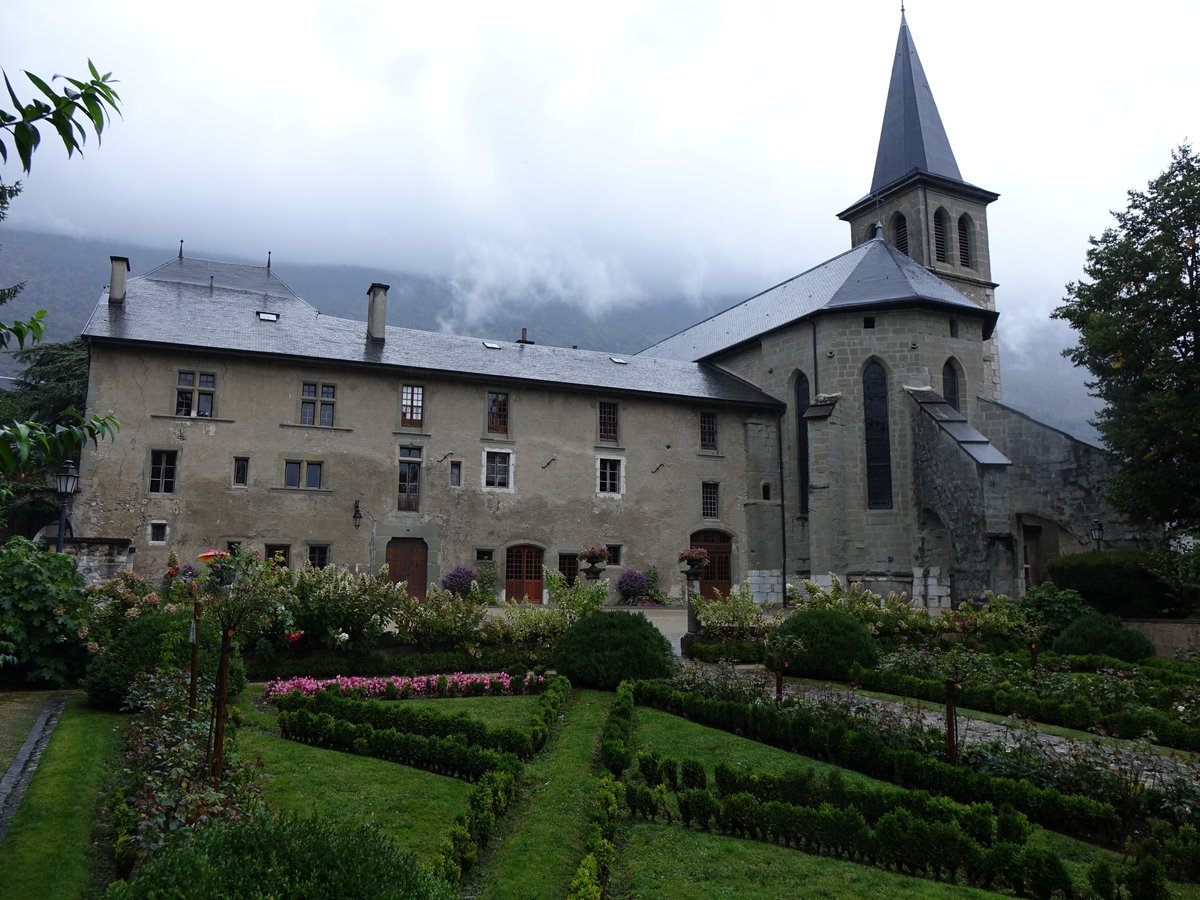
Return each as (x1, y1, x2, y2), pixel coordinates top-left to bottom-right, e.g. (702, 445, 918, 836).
(284, 460, 323, 488)
(942, 360, 961, 411)
(702, 482, 719, 518)
(265, 544, 291, 567)
(558, 552, 579, 586)
(957, 214, 972, 267)
(891, 211, 908, 256)
(762, 483, 771, 501)
(863, 361, 893, 509)
(795, 372, 811, 514)
(700, 411, 718, 451)
(175, 371, 215, 417)
(933, 208, 949, 263)
(484, 450, 511, 488)
(226, 541, 242, 554)
(449, 460, 462, 486)
(308, 545, 330, 568)
(476, 549, 494, 563)
(149, 522, 167, 543)
(605, 544, 622, 566)
(401, 385, 424, 428)
(233, 457, 249, 486)
(300, 382, 336, 426)
(598, 458, 622, 494)
(863, 316, 876, 329)
(398, 447, 421, 511)
(598, 401, 619, 443)
(149, 450, 177, 493)
(487, 391, 509, 434)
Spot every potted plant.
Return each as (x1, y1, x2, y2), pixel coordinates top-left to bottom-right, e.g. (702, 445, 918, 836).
(677, 547, 710, 572)
(578, 546, 611, 565)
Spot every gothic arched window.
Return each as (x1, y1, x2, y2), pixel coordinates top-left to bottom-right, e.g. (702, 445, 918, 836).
(957, 214, 972, 267)
(890, 212, 908, 256)
(942, 359, 961, 411)
(863, 361, 892, 509)
(933, 208, 949, 263)
(795, 372, 811, 514)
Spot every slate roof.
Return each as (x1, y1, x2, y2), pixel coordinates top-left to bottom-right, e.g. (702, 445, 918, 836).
(83, 256, 781, 409)
(870, 12, 961, 194)
(637, 234, 997, 362)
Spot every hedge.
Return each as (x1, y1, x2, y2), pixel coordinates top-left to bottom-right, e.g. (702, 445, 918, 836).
(630, 679, 1123, 844)
(247, 646, 544, 680)
(682, 640, 764, 664)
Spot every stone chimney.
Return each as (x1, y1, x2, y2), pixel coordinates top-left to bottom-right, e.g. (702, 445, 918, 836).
(516, 327, 535, 345)
(367, 282, 390, 341)
(109, 256, 130, 304)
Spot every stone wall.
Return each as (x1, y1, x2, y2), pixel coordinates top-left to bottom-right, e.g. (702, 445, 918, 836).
(61, 537, 133, 584)
(1123, 619, 1200, 658)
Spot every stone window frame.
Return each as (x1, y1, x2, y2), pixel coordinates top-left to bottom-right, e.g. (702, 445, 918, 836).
(401, 384, 424, 428)
(283, 459, 324, 489)
(699, 410, 718, 452)
(486, 390, 510, 435)
(175, 370, 216, 418)
(483, 449, 514, 490)
(300, 381, 337, 427)
(397, 446, 422, 512)
(149, 449, 178, 494)
(863, 359, 893, 510)
(701, 481, 719, 519)
(598, 400, 620, 444)
(597, 456, 623, 496)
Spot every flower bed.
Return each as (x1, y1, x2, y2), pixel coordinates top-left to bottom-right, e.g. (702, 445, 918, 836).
(264, 670, 545, 701)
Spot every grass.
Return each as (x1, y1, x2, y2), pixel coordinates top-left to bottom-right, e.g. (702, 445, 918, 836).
(402, 694, 539, 729)
(0, 690, 54, 771)
(633, 705, 893, 789)
(0, 695, 124, 900)
(612, 823, 1008, 899)
(471, 689, 612, 900)
(236, 687, 473, 858)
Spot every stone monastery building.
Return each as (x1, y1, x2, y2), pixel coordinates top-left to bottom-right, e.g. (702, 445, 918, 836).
(76, 14, 1122, 605)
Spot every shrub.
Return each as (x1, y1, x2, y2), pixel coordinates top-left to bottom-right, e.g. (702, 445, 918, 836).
(692, 582, 772, 642)
(553, 612, 674, 690)
(1053, 612, 1156, 662)
(0, 535, 89, 685)
(1046, 549, 1173, 617)
(1016, 581, 1092, 640)
(441, 566, 477, 596)
(764, 608, 877, 680)
(106, 810, 454, 900)
(786, 574, 934, 649)
(85, 609, 246, 711)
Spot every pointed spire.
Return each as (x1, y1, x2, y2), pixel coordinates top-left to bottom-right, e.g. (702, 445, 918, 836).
(870, 12, 962, 194)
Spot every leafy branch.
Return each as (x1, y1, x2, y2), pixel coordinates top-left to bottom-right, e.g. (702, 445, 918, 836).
(1, 60, 121, 174)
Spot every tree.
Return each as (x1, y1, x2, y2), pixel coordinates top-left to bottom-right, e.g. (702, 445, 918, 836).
(0, 62, 121, 485)
(1053, 145, 1200, 536)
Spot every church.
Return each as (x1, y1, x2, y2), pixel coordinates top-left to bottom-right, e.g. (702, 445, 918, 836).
(74, 13, 1123, 605)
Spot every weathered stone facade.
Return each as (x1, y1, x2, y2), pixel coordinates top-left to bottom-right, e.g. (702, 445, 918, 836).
(74, 13, 1131, 608)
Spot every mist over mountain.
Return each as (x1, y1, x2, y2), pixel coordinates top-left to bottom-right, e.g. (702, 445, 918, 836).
(0, 227, 1100, 443)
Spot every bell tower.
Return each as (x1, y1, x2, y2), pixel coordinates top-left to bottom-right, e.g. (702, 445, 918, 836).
(838, 10, 1002, 397)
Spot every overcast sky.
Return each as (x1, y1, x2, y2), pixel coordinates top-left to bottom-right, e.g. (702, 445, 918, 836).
(2, 0, 1198, 350)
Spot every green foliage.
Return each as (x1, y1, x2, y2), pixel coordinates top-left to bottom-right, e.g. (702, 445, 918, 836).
(786, 574, 934, 648)
(0, 535, 88, 684)
(84, 607, 246, 711)
(392, 583, 487, 648)
(106, 809, 454, 900)
(692, 582, 774, 642)
(1016, 580, 1093, 639)
(765, 608, 877, 680)
(1044, 550, 1177, 617)
(6, 336, 89, 427)
(552, 611, 675, 690)
(1053, 611, 1156, 662)
(599, 681, 635, 775)
(489, 566, 607, 652)
(1150, 542, 1200, 617)
(1053, 144, 1200, 535)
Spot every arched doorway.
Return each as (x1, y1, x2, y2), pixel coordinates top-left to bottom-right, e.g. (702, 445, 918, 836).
(689, 529, 731, 599)
(505, 544, 544, 603)
(386, 538, 428, 599)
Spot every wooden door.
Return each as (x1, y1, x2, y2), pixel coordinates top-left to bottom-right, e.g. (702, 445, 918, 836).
(505, 545, 544, 603)
(690, 529, 732, 599)
(386, 538, 428, 599)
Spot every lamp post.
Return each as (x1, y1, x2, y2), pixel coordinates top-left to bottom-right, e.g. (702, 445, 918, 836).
(54, 460, 79, 553)
(1089, 520, 1104, 553)
(353, 499, 378, 571)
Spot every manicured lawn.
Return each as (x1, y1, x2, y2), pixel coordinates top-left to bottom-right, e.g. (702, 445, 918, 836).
(403, 693, 540, 729)
(613, 823, 1009, 899)
(236, 687, 473, 859)
(471, 690, 612, 900)
(0, 695, 124, 899)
